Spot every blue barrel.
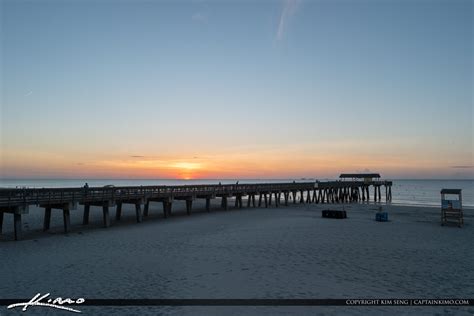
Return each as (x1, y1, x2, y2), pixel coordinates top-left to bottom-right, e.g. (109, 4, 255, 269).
(375, 212, 388, 222)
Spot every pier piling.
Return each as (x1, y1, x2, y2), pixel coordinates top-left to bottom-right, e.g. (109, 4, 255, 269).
(0, 178, 392, 239)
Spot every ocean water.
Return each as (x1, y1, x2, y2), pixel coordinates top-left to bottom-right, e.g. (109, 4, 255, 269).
(390, 179, 473, 208)
(0, 179, 472, 208)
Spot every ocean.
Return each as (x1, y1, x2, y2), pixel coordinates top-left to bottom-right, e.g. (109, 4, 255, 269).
(0, 179, 472, 208)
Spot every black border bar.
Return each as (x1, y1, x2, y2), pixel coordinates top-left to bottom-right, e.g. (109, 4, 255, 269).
(1, 299, 473, 306)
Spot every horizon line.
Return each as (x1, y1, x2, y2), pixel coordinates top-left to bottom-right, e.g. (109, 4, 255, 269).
(1, 177, 473, 181)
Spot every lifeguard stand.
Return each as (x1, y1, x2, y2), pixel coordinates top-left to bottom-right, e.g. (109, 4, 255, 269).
(440, 189, 463, 227)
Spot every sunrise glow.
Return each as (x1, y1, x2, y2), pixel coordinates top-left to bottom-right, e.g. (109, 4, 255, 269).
(1, 0, 472, 180)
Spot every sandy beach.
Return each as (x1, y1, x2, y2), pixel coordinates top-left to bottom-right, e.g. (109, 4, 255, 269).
(1, 199, 473, 315)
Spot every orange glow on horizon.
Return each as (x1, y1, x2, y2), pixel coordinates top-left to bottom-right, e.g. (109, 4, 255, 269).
(2, 141, 473, 179)
(170, 162, 202, 171)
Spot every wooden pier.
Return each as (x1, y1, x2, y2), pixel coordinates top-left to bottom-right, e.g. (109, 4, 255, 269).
(0, 178, 392, 240)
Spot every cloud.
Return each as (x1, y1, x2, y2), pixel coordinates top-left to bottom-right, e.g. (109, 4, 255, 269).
(276, 0, 300, 41)
(451, 165, 474, 169)
(25, 91, 33, 97)
(192, 12, 208, 23)
(130, 155, 145, 158)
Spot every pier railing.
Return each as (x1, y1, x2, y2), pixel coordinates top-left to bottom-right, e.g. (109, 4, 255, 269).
(0, 182, 314, 207)
(0, 180, 393, 240)
(0, 181, 392, 208)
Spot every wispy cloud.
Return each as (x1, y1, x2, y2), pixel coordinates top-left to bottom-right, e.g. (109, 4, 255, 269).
(451, 165, 473, 169)
(276, 0, 301, 41)
(192, 12, 208, 23)
(130, 155, 145, 158)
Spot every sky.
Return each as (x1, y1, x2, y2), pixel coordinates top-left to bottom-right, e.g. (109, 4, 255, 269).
(0, 0, 472, 180)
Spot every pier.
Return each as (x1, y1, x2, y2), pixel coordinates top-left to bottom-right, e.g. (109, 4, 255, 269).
(0, 177, 392, 240)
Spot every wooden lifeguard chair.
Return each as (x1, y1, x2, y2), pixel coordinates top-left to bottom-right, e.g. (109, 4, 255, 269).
(440, 189, 463, 227)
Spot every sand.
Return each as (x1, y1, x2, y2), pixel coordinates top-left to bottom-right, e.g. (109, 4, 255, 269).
(1, 200, 473, 315)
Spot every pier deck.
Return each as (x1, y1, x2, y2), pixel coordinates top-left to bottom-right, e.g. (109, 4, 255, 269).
(0, 180, 392, 240)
